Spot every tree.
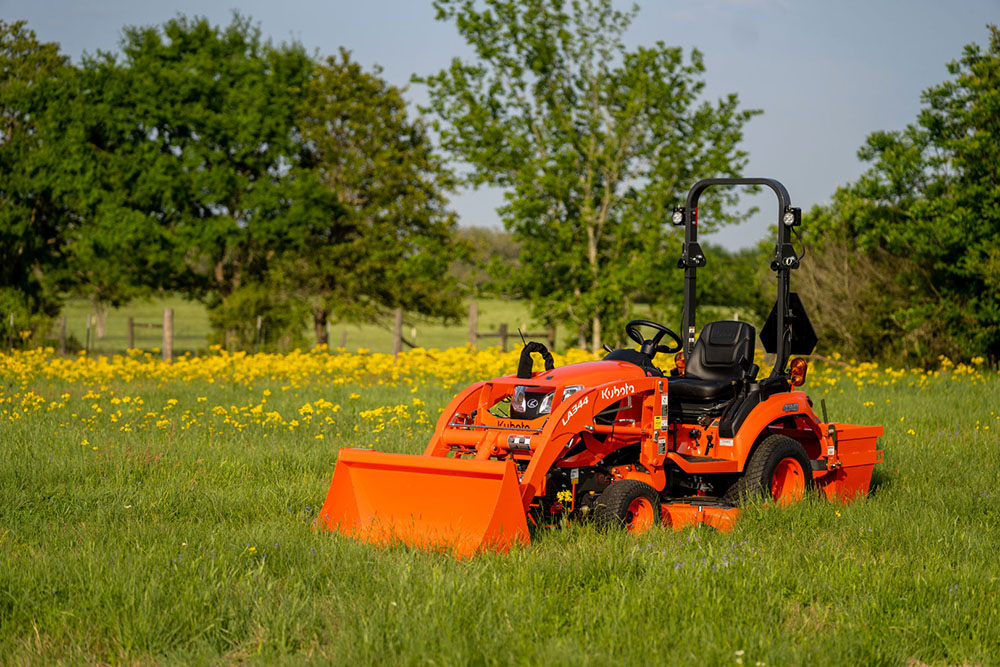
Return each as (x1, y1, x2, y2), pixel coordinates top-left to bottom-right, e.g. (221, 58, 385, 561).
(38, 57, 176, 338)
(285, 51, 464, 345)
(0, 21, 71, 335)
(418, 0, 759, 350)
(451, 226, 521, 294)
(86, 14, 314, 343)
(803, 25, 1000, 364)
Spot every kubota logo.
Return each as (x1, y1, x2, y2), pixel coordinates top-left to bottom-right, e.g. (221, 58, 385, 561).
(560, 396, 589, 426)
(600, 383, 634, 402)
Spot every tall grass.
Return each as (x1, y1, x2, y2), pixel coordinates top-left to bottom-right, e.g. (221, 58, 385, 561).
(0, 353, 997, 663)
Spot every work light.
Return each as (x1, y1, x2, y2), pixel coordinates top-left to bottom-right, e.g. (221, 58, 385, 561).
(782, 206, 801, 227)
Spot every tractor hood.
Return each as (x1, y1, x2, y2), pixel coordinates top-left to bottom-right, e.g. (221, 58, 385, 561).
(520, 359, 652, 387)
(503, 359, 652, 421)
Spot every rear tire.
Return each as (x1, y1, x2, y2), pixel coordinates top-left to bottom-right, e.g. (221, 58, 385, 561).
(724, 434, 811, 506)
(593, 480, 661, 533)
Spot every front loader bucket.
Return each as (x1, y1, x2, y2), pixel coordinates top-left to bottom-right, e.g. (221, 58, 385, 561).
(317, 449, 530, 558)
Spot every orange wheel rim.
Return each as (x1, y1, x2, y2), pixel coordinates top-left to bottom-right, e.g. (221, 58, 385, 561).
(770, 458, 805, 505)
(626, 497, 656, 533)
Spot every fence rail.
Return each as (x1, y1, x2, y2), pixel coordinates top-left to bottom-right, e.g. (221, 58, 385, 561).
(15, 302, 556, 359)
(466, 302, 555, 352)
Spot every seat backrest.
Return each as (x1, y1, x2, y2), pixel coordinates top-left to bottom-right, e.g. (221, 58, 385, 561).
(685, 321, 756, 382)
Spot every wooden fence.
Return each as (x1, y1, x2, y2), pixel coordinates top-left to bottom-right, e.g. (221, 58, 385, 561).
(21, 302, 554, 360)
(126, 310, 173, 360)
(465, 302, 555, 353)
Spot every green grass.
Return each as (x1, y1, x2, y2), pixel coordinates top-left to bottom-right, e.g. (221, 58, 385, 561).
(55, 295, 744, 356)
(1, 362, 998, 663)
(58, 296, 211, 355)
(56, 297, 549, 356)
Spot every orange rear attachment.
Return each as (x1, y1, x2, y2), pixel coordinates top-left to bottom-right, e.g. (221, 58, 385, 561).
(317, 449, 530, 558)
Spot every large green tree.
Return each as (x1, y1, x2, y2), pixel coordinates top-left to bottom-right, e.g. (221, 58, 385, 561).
(0, 20, 71, 333)
(802, 25, 1000, 364)
(42, 54, 178, 338)
(88, 14, 314, 341)
(419, 0, 759, 350)
(284, 51, 463, 345)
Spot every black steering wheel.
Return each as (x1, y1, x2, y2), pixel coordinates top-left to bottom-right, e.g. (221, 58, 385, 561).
(625, 319, 683, 360)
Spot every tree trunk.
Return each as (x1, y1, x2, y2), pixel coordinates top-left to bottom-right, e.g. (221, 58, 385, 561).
(591, 314, 601, 353)
(92, 301, 107, 339)
(313, 308, 329, 345)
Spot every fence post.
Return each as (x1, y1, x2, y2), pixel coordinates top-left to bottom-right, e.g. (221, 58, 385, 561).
(546, 325, 556, 351)
(59, 316, 67, 355)
(162, 308, 173, 361)
(392, 307, 404, 359)
(84, 315, 91, 353)
(339, 330, 347, 349)
(498, 323, 508, 352)
(255, 315, 262, 354)
(127, 317, 135, 351)
(468, 301, 478, 349)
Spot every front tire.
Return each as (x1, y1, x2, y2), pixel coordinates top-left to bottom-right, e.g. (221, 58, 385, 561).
(725, 434, 812, 506)
(593, 480, 662, 533)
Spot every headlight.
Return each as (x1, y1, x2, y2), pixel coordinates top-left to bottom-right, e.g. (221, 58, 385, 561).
(562, 385, 583, 402)
(510, 385, 575, 419)
(512, 385, 527, 413)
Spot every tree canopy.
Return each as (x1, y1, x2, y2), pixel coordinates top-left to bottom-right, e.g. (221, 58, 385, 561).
(418, 0, 759, 349)
(801, 25, 1000, 364)
(286, 50, 463, 344)
(0, 15, 463, 349)
(0, 21, 71, 324)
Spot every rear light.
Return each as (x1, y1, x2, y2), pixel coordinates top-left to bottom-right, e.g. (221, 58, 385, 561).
(789, 357, 808, 386)
(674, 352, 686, 375)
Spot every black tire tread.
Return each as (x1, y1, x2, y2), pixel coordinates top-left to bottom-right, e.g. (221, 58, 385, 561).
(593, 479, 661, 530)
(724, 434, 811, 505)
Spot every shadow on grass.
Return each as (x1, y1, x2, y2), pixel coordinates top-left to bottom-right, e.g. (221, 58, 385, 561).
(867, 464, 892, 497)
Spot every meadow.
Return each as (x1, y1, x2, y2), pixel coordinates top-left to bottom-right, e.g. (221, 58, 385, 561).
(55, 297, 552, 356)
(54, 296, 740, 356)
(1, 346, 998, 664)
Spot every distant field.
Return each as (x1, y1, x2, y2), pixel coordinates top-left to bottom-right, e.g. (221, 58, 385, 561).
(56, 296, 747, 356)
(1, 347, 997, 663)
(57, 297, 547, 355)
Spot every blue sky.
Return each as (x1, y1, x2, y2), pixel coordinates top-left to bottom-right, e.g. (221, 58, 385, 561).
(4, 0, 997, 249)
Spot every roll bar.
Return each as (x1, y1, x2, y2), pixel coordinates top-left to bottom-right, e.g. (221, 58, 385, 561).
(675, 177, 801, 378)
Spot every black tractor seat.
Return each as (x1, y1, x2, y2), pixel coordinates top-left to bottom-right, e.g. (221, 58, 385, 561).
(668, 320, 758, 421)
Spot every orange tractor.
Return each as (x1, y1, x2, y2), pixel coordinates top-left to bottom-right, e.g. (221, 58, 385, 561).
(318, 178, 883, 557)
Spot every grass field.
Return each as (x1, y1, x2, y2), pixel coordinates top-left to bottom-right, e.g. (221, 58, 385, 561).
(56, 297, 552, 356)
(1, 347, 998, 664)
(55, 296, 743, 356)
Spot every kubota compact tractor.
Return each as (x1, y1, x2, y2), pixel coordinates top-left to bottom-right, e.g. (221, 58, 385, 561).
(318, 178, 883, 557)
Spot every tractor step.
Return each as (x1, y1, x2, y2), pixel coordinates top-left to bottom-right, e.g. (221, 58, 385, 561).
(677, 454, 730, 463)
